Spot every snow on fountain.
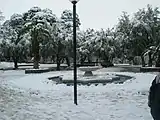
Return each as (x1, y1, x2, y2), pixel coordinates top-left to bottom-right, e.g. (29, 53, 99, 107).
(79, 66, 101, 76)
(48, 65, 133, 85)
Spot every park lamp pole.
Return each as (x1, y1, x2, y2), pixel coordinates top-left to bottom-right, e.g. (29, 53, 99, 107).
(69, 0, 79, 105)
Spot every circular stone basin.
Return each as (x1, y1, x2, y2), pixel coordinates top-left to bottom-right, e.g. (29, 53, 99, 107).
(79, 66, 101, 76)
(48, 72, 133, 86)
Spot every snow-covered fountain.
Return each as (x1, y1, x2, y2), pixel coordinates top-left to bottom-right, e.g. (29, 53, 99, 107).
(79, 66, 101, 76)
(48, 65, 133, 86)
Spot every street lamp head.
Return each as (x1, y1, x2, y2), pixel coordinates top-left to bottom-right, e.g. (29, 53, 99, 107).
(69, 0, 79, 4)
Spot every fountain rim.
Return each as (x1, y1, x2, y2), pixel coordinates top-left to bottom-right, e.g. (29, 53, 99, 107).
(78, 66, 102, 72)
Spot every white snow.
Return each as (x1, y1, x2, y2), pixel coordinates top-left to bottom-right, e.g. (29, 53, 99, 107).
(0, 63, 156, 120)
(0, 62, 67, 69)
(0, 62, 14, 69)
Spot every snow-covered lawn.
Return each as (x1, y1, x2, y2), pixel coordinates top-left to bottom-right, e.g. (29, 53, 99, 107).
(0, 62, 67, 69)
(0, 67, 156, 120)
(0, 62, 14, 69)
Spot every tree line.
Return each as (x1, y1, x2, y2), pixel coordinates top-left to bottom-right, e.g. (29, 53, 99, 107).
(0, 5, 160, 70)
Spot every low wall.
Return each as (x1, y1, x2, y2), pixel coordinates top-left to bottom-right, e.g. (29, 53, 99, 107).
(25, 66, 69, 74)
(113, 65, 141, 73)
(140, 67, 160, 72)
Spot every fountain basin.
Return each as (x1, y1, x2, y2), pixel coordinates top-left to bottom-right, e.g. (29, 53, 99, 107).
(48, 72, 133, 86)
(79, 66, 101, 76)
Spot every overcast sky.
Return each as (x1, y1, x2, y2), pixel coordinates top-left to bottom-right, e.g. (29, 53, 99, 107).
(0, 0, 160, 30)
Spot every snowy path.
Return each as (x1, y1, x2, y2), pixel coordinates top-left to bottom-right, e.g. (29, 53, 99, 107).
(0, 69, 156, 120)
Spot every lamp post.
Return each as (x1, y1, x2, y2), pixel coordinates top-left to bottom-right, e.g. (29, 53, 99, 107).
(69, 0, 79, 105)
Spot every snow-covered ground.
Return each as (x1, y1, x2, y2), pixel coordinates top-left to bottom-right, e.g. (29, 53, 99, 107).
(0, 62, 67, 69)
(0, 62, 14, 69)
(0, 63, 157, 120)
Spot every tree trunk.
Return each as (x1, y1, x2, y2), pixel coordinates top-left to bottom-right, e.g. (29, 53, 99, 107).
(56, 54, 60, 71)
(80, 55, 86, 65)
(156, 51, 160, 67)
(102, 54, 109, 67)
(33, 53, 40, 69)
(80, 55, 86, 64)
(141, 55, 145, 67)
(12, 49, 18, 70)
(51, 55, 55, 63)
(13, 57, 18, 69)
(56, 40, 62, 70)
(33, 59, 39, 69)
(148, 52, 152, 67)
(32, 31, 40, 69)
(65, 56, 70, 67)
(87, 54, 91, 63)
(42, 56, 47, 64)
